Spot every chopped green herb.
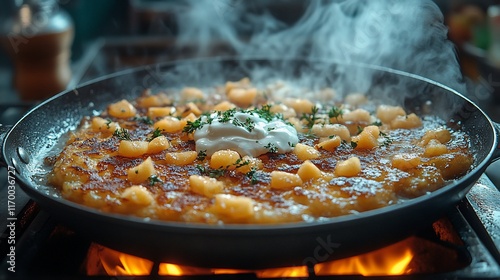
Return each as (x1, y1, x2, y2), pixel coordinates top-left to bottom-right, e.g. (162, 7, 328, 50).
(246, 167, 259, 184)
(264, 142, 278, 153)
(208, 168, 226, 178)
(301, 105, 319, 129)
(113, 128, 131, 140)
(219, 109, 236, 123)
(288, 141, 296, 147)
(196, 164, 206, 174)
(350, 141, 358, 149)
(328, 106, 343, 121)
(243, 117, 255, 132)
(253, 104, 278, 122)
(371, 121, 383, 127)
(183, 119, 204, 134)
(234, 159, 250, 168)
(105, 118, 113, 129)
(197, 150, 207, 161)
(147, 127, 162, 141)
(196, 164, 226, 178)
(134, 116, 154, 125)
(148, 174, 163, 186)
(379, 131, 393, 146)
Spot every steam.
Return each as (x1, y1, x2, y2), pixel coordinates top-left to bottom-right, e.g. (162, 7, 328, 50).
(172, 0, 465, 97)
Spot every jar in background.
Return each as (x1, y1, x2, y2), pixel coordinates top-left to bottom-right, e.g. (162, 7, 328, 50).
(0, 0, 74, 101)
(488, 5, 500, 65)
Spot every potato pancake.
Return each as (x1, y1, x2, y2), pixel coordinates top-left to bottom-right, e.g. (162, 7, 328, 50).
(47, 79, 473, 224)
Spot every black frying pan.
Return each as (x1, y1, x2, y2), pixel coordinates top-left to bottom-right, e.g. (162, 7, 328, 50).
(1, 58, 499, 269)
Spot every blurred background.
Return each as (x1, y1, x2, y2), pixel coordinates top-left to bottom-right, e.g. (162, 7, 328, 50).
(0, 0, 499, 117)
(0, 0, 499, 193)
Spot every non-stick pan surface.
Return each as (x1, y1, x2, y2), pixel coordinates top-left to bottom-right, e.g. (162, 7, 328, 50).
(1, 58, 499, 268)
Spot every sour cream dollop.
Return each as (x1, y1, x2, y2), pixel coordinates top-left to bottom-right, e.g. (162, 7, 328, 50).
(194, 111, 299, 157)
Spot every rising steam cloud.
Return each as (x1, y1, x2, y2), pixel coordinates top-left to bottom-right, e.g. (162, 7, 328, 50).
(172, 0, 464, 94)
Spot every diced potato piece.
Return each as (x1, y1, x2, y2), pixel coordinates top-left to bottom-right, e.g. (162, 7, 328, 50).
(392, 153, 421, 171)
(311, 124, 350, 141)
(227, 88, 257, 108)
(213, 101, 236, 112)
(351, 125, 379, 149)
(136, 92, 172, 108)
(345, 93, 368, 106)
(127, 157, 156, 184)
(181, 87, 204, 102)
(189, 175, 224, 198)
(319, 88, 337, 101)
(212, 194, 255, 220)
(147, 107, 176, 119)
(334, 157, 361, 177)
(293, 143, 321, 161)
(154, 116, 183, 133)
(316, 136, 341, 151)
(210, 150, 241, 170)
(420, 128, 451, 146)
(423, 139, 448, 157)
(297, 160, 322, 181)
(179, 102, 202, 117)
(91, 117, 119, 134)
(270, 103, 297, 119)
(165, 151, 197, 165)
(363, 125, 380, 137)
(147, 136, 170, 154)
(137, 94, 159, 108)
(288, 117, 308, 134)
(108, 99, 137, 119)
(179, 113, 198, 133)
(121, 185, 154, 206)
(284, 98, 315, 115)
(235, 156, 263, 173)
(118, 141, 149, 158)
(390, 113, 422, 129)
(270, 171, 303, 189)
(376, 105, 406, 124)
(225, 77, 251, 93)
(339, 108, 371, 123)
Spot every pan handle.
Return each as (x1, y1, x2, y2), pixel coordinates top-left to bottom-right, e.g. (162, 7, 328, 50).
(0, 124, 12, 168)
(493, 121, 500, 163)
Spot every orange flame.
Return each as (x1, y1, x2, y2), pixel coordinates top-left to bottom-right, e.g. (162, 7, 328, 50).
(315, 238, 415, 276)
(87, 238, 415, 277)
(86, 245, 153, 276)
(158, 263, 308, 277)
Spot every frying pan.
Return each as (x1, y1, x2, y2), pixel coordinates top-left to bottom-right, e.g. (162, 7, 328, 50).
(1, 58, 499, 269)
